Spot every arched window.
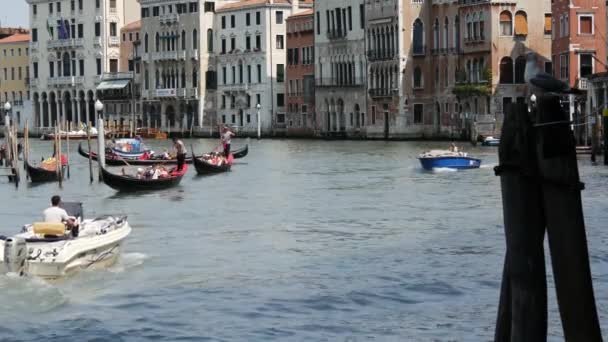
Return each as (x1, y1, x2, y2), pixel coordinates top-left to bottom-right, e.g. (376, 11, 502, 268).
(514, 56, 527, 84)
(473, 59, 478, 83)
(466, 14, 472, 39)
(499, 57, 514, 84)
(435, 66, 439, 86)
(192, 68, 198, 88)
(155, 32, 160, 52)
(181, 68, 186, 88)
(473, 13, 479, 39)
(500, 11, 512, 36)
(433, 18, 439, 49)
(454, 15, 460, 50)
(413, 66, 423, 88)
(144, 33, 149, 53)
(467, 60, 472, 82)
(443, 17, 449, 49)
(62, 52, 70, 76)
(192, 29, 198, 49)
(413, 19, 424, 54)
(479, 12, 485, 40)
(207, 29, 213, 52)
(155, 69, 160, 87)
(514, 11, 528, 36)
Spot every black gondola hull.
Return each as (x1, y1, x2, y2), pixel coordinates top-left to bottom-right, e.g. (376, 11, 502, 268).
(26, 161, 64, 183)
(78, 143, 195, 166)
(193, 157, 231, 175)
(100, 166, 187, 192)
(232, 145, 248, 159)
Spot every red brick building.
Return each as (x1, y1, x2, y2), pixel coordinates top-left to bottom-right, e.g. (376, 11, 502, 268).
(286, 9, 315, 136)
(552, 0, 607, 89)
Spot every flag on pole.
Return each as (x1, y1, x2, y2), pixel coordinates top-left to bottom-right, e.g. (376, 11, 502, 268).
(64, 19, 71, 38)
(46, 18, 54, 39)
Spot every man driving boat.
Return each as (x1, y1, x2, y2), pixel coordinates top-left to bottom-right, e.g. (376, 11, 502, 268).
(43, 195, 78, 236)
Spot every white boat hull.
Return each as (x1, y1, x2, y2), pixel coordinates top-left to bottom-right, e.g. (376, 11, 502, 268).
(0, 217, 131, 280)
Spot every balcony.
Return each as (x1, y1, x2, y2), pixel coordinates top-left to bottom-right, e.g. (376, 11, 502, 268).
(412, 46, 427, 57)
(367, 50, 396, 62)
(153, 51, 178, 60)
(109, 7, 117, 14)
(142, 89, 150, 98)
(315, 77, 365, 88)
(188, 88, 199, 98)
(28, 78, 38, 87)
(29, 42, 38, 51)
(160, 13, 179, 25)
(94, 37, 102, 46)
(464, 36, 485, 44)
(369, 88, 398, 98)
(102, 72, 134, 80)
(190, 49, 199, 60)
(326, 29, 347, 40)
(155, 88, 177, 97)
(178, 50, 187, 60)
(48, 76, 84, 87)
(177, 88, 187, 97)
(47, 38, 85, 49)
(108, 36, 120, 46)
(577, 77, 589, 90)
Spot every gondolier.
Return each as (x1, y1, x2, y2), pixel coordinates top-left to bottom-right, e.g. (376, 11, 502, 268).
(221, 126, 235, 156)
(172, 137, 187, 171)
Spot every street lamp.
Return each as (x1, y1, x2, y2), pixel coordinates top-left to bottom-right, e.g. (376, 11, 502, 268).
(256, 103, 261, 140)
(95, 99, 104, 118)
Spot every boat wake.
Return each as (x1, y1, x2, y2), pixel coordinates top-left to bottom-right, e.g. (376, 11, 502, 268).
(431, 167, 458, 173)
(480, 163, 498, 169)
(109, 252, 148, 273)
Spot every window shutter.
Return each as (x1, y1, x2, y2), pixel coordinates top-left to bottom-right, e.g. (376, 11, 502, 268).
(580, 17, 592, 34)
(544, 14, 552, 33)
(514, 12, 528, 35)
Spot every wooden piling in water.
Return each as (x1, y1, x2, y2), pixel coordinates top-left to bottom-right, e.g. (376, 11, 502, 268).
(494, 97, 603, 341)
(87, 121, 93, 183)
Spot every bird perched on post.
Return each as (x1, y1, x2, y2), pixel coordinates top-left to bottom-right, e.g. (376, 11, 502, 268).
(525, 52, 573, 94)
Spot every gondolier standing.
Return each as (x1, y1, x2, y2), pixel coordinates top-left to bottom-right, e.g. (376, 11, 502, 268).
(172, 137, 187, 171)
(221, 126, 235, 156)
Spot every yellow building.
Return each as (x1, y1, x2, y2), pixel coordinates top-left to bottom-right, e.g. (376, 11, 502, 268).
(0, 33, 31, 128)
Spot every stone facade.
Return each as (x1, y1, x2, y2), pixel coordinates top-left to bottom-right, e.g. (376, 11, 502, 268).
(26, 0, 140, 131)
(0, 33, 33, 130)
(286, 9, 315, 136)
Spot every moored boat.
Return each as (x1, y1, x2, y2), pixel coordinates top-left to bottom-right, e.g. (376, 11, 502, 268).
(41, 128, 101, 141)
(111, 138, 150, 158)
(481, 136, 500, 146)
(418, 150, 482, 170)
(26, 156, 67, 183)
(78, 143, 198, 166)
(100, 164, 188, 191)
(0, 203, 131, 280)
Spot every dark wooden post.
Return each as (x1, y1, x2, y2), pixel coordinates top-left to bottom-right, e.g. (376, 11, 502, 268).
(535, 96, 602, 341)
(494, 103, 548, 342)
(604, 109, 608, 165)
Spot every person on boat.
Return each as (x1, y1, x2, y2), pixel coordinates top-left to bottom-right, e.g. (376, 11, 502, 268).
(221, 126, 235, 157)
(43, 195, 78, 234)
(136, 168, 145, 179)
(161, 149, 171, 160)
(449, 143, 459, 153)
(172, 137, 187, 171)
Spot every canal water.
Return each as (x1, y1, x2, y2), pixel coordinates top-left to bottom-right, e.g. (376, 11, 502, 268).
(0, 139, 606, 341)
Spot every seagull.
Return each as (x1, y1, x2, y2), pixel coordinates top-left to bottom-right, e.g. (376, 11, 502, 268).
(524, 52, 571, 94)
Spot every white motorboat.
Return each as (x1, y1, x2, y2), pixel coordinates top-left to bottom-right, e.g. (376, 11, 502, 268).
(0, 203, 131, 280)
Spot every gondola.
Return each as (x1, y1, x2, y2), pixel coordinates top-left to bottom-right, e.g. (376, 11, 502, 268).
(100, 164, 188, 192)
(192, 150, 232, 175)
(232, 144, 248, 159)
(78, 143, 196, 166)
(25, 160, 65, 183)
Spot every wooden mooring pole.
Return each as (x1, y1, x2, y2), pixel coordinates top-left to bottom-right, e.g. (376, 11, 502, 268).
(494, 97, 603, 341)
(87, 121, 94, 183)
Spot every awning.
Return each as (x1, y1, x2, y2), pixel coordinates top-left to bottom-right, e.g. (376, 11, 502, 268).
(97, 79, 131, 90)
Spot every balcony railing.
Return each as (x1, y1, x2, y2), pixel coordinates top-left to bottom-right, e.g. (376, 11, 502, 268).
(188, 88, 199, 98)
(178, 50, 186, 59)
(108, 36, 120, 46)
(369, 88, 398, 98)
(367, 50, 396, 61)
(153, 51, 178, 60)
(412, 45, 427, 57)
(315, 77, 365, 88)
(94, 37, 102, 46)
(28, 78, 38, 87)
(177, 88, 187, 97)
(577, 77, 589, 90)
(47, 38, 84, 49)
(48, 76, 84, 86)
(29, 42, 38, 51)
(155, 88, 177, 97)
(160, 13, 179, 25)
(464, 35, 485, 44)
(326, 29, 347, 40)
(102, 72, 134, 80)
(190, 49, 199, 60)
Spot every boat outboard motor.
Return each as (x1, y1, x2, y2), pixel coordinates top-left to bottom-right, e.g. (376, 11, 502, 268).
(4, 237, 27, 275)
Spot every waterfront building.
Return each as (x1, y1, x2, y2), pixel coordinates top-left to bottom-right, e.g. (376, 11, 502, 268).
(26, 0, 140, 133)
(139, 0, 234, 134)
(0, 33, 33, 130)
(96, 20, 142, 133)
(553, 0, 606, 143)
(214, 0, 312, 137)
(314, 0, 367, 138)
(286, 9, 315, 136)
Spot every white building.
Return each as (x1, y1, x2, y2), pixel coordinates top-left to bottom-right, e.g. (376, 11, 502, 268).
(26, 0, 140, 131)
(314, 0, 367, 137)
(214, 0, 312, 136)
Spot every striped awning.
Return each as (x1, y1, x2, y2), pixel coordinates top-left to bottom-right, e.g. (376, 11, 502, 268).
(97, 79, 131, 90)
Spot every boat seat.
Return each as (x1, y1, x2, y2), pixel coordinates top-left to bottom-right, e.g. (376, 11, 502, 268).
(33, 222, 66, 236)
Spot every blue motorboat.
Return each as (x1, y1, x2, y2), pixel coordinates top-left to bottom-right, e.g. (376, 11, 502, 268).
(481, 136, 500, 146)
(418, 150, 482, 170)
